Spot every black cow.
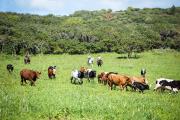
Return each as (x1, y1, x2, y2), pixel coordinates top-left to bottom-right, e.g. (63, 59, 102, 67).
(97, 59, 103, 67)
(132, 82, 149, 93)
(7, 64, 14, 73)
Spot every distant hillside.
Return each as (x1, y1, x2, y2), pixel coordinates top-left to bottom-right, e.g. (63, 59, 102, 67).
(0, 6, 180, 56)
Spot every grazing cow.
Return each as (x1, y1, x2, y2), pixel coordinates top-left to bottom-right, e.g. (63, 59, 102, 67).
(20, 69, 41, 86)
(106, 73, 131, 90)
(70, 70, 84, 84)
(7, 64, 14, 73)
(24, 55, 30, 64)
(131, 82, 149, 93)
(154, 78, 180, 93)
(97, 57, 103, 67)
(48, 66, 56, 79)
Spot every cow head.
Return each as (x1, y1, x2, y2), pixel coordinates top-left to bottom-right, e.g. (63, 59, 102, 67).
(144, 84, 150, 90)
(154, 80, 161, 90)
(141, 68, 146, 77)
(78, 71, 84, 78)
(36, 71, 41, 79)
(80, 67, 87, 72)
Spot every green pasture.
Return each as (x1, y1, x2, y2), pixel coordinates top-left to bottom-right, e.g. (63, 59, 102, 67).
(0, 50, 180, 120)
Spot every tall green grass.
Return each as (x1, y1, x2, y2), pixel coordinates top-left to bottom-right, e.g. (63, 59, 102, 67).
(0, 50, 180, 120)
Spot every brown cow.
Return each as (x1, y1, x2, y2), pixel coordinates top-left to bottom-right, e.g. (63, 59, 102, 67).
(129, 69, 148, 86)
(98, 72, 108, 84)
(48, 66, 56, 79)
(129, 76, 147, 84)
(80, 67, 87, 72)
(106, 73, 131, 90)
(20, 69, 41, 86)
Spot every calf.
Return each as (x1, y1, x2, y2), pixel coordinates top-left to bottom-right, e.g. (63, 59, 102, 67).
(132, 82, 149, 93)
(7, 64, 14, 73)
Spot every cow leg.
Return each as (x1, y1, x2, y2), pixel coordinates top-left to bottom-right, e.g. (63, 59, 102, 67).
(53, 74, 56, 79)
(79, 79, 83, 85)
(48, 74, 51, 79)
(24, 80, 28, 84)
(107, 81, 112, 90)
(98, 79, 100, 83)
(125, 86, 128, 91)
(70, 77, 74, 83)
(110, 82, 113, 90)
(88, 78, 90, 82)
(104, 80, 107, 85)
(30, 80, 35, 86)
(120, 85, 124, 91)
(139, 90, 144, 94)
(21, 77, 24, 85)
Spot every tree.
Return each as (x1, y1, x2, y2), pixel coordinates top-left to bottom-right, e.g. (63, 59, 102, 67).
(169, 5, 176, 15)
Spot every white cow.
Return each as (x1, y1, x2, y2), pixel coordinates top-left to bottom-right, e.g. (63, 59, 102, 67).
(87, 57, 94, 68)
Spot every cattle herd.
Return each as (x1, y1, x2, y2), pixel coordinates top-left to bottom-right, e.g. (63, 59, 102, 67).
(6, 55, 180, 94)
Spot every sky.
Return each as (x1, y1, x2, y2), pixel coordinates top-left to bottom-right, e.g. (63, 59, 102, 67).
(0, 0, 180, 16)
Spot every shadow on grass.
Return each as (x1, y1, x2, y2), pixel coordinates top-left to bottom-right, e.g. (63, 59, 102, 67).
(116, 56, 141, 59)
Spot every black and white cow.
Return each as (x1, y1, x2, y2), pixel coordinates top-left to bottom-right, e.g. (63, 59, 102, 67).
(84, 69, 96, 82)
(7, 64, 14, 73)
(154, 78, 180, 93)
(132, 82, 149, 93)
(70, 70, 84, 85)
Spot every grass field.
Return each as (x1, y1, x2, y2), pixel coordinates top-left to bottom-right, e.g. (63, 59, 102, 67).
(0, 49, 180, 120)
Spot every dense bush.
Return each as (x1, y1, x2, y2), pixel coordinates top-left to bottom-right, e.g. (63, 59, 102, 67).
(0, 6, 179, 56)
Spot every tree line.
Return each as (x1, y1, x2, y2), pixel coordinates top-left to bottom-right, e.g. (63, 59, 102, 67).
(0, 6, 179, 57)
